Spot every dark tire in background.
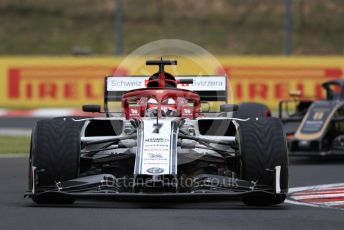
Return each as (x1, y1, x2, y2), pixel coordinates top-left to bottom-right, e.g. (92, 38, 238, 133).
(29, 119, 81, 204)
(237, 117, 289, 206)
(233, 102, 271, 119)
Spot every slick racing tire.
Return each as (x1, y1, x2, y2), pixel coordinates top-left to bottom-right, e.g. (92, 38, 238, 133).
(233, 102, 271, 119)
(237, 117, 288, 206)
(29, 119, 81, 204)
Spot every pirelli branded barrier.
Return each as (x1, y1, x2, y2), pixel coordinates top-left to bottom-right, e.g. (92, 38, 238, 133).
(0, 56, 343, 110)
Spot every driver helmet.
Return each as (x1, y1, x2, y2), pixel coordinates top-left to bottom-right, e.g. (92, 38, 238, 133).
(146, 98, 177, 116)
(147, 98, 158, 109)
(145, 98, 158, 117)
(161, 98, 177, 116)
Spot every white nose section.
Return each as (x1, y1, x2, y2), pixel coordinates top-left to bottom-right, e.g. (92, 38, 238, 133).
(275, 165, 281, 194)
(134, 118, 179, 176)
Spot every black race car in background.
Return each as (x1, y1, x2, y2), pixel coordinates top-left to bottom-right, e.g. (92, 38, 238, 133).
(279, 79, 344, 156)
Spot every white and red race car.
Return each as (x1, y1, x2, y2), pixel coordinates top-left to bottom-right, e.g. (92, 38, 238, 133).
(26, 59, 288, 206)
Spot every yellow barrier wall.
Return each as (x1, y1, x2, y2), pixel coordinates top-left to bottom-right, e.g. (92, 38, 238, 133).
(1, 56, 344, 109)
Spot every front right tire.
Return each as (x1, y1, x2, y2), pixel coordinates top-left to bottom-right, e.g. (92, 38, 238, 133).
(29, 119, 82, 204)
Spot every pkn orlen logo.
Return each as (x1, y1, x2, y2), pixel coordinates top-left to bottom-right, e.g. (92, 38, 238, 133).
(7, 66, 128, 106)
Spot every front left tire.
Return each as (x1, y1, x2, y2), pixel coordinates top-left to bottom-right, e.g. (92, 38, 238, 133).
(237, 117, 289, 206)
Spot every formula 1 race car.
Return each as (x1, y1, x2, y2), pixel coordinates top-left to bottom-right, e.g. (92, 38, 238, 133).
(26, 59, 288, 206)
(279, 79, 344, 156)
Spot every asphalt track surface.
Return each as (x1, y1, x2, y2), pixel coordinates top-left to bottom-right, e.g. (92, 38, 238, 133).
(0, 157, 343, 230)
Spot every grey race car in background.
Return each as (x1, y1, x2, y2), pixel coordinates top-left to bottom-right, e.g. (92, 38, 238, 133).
(279, 79, 344, 156)
(25, 59, 288, 206)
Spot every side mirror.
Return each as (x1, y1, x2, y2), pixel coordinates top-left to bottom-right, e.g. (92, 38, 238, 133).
(82, 104, 101, 113)
(289, 90, 302, 97)
(220, 104, 238, 112)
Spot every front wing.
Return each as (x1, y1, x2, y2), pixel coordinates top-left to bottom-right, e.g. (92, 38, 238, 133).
(25, 172, 285, 202)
